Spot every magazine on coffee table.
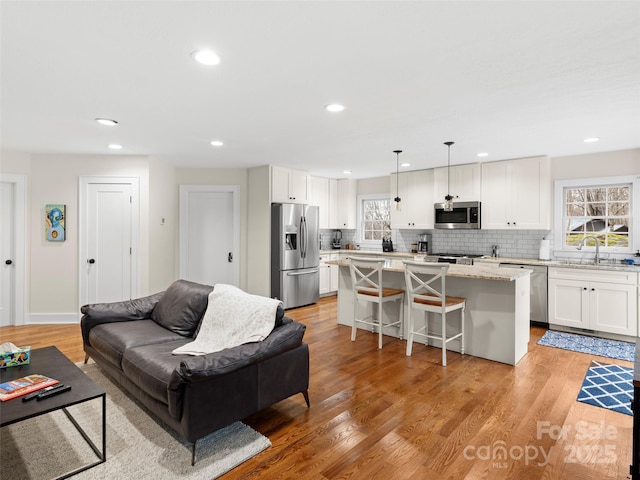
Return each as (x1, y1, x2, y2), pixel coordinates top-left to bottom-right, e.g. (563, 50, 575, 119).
(0, 374, 59, 401)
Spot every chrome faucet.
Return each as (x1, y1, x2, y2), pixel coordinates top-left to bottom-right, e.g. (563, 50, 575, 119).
(577, 236, 601, 264)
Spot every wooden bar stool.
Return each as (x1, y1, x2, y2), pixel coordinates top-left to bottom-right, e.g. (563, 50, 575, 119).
(403, 260, 465, 366)
(348, 257, 405, 350)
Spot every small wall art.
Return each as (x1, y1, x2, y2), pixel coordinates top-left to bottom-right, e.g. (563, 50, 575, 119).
(45, 204, 65, 241)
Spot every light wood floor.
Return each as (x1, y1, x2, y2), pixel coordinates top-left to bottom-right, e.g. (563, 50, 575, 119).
(0, 296, 633, 479)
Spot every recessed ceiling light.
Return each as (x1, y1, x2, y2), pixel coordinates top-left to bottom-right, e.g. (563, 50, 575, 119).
(400, 163, 411, 167)
(343, 170, 352, 175)
(584, 137, 600, 143)
(326, 104, 345, 112)
(477, 152, 489, 157)
(108, 144, 122, 150)
(191, 50, 221, 66)
(210, 140, 224, 147)
(95, 118, 118, 126)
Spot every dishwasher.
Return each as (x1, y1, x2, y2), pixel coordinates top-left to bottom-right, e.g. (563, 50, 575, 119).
(499, 263, 548, 325)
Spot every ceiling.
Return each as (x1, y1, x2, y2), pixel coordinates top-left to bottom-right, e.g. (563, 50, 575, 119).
(1, 1, 639, 179)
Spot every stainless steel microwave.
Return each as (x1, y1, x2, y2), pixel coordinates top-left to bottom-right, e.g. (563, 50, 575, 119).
(434, 201, 481, 229)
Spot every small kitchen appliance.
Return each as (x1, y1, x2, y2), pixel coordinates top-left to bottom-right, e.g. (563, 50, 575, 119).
(332, 230, 342, 249)
(424, 252, 483, 266)
(418, 234, 431, 253)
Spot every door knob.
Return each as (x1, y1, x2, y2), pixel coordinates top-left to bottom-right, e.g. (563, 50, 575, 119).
(5, 260, 12, 265)
(228, 252, 233, 263)
(87, 258, 96, 264)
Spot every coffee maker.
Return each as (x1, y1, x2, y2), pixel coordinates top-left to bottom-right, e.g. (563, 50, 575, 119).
(418, 234, 431, 253)
(332, 230, 342, 249)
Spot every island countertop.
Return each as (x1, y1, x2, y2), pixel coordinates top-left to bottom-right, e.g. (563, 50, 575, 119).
(327, 259, 531, 282)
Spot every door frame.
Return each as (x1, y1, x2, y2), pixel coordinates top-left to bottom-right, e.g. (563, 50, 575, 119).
(0, 174, 26, 326)
(179, 185, 240, 286)
(78, 176, 140, 311)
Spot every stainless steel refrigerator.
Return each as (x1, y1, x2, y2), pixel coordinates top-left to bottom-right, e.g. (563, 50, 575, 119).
(271, 203, 320, 309)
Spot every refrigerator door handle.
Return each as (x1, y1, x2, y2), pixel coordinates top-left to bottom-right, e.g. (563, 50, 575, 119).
(300, 216, 307, 259)
(286, 268, 319, 276)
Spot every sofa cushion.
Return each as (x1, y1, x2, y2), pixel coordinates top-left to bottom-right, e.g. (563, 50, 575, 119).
(122, 340, 191, 405)
(151, 280, 213, 337)
(89, 320, 184, 369)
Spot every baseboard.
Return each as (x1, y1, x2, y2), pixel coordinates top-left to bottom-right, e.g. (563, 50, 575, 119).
(27, 313, 80, 324)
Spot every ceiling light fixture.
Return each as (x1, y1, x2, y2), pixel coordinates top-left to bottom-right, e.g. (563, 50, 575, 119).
(401, 162, 411, 167)
(393, 150, 402, 211)
(343, 170, 352, 175)
(477, 152, 489, 157)
(191, 50, 221, 66)
(95, 118, 118, 126)
(584, 137, 600, 143)
(210, 140, 224, 147)
(325, 104, 345, 112)
(443, 141, 455, 212)
(108, 144, 122, 150)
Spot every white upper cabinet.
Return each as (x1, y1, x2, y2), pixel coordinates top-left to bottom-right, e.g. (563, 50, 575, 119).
(433, 163, 481, 204)
(389, 169, 434, 229)
(334, 178, 357, 229)
(481, 156, 550, 229)
(271, 166, 310, 204)
(310, 176, 330, 228)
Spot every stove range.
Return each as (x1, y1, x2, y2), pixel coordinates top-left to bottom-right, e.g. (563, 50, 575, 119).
(424, 252, 483, 265)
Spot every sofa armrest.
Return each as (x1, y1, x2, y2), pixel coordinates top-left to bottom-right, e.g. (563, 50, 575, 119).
(171, 321, 306, 384)
(80, 292, 164, 345)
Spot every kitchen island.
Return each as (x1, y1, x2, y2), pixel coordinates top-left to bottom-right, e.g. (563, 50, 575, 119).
(328, 259, 531, 365)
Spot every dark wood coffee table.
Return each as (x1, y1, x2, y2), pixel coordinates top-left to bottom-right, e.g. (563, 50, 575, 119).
(0, 346, 106, 479)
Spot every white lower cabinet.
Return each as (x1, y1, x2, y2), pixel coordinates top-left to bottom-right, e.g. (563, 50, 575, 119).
(548, 267, 638, 336)
(319, 253, 339, 295)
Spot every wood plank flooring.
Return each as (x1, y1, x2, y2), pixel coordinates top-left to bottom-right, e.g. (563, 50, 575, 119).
(0, 296, 633, 479)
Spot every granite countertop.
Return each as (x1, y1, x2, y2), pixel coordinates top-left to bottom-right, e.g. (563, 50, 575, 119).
(327, 258, 531, 282)
(322, 250, 640, 273)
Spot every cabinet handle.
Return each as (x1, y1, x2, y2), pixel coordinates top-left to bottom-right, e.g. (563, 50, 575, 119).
(591, 288, 595, 291)
(583, 287, 587, 290)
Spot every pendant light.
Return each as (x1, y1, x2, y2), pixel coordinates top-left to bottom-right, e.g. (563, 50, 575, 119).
(393, 150, 402, 211)
(443, 141, 455, 211)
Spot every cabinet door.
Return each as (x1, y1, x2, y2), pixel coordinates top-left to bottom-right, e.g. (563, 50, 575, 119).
(434, 164, 481, 203)
(289, 169, 309, 203)
(409, 169, 434, 229)
(510, 157, 550, 229)
(480, 160, 510, 229)
(310, 176, 329, 228)
(590, 282, 637, 335)
(271, 166, 291, 203)
(336, 179, 357, 228)
(390, 172, 412, 228)
(548, 278, 588, 328)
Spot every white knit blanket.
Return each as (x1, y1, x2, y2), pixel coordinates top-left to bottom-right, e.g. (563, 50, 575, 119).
(172, 284, 282, 356)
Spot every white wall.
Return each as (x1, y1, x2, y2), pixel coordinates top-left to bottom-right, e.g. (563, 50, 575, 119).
(551, 148, 640, 180)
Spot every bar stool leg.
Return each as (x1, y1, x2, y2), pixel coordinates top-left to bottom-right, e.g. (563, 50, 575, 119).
(399, 295, 404, 340)
(351, 299, 358, 342)
(441, 312, 447, 367)
(460, 307, 465, 355)
(406, 302, 414, 356)
(378, 301, 383, 350)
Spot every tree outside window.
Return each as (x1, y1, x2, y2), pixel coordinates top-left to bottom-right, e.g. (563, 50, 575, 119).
(362, 198, 391, 240)
(563, 184, 630, 248)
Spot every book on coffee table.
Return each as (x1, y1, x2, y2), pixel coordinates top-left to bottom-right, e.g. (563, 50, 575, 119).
(0, 374, 59, 401)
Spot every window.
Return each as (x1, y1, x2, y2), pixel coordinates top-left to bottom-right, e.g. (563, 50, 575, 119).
(358, 194, 391, 243)
(555, 176, 638, 253)
(564, 185, 629, 247)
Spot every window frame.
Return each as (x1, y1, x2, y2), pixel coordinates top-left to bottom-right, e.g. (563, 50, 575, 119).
(357, 193, 391, 248)
(554, 175, 639, 255)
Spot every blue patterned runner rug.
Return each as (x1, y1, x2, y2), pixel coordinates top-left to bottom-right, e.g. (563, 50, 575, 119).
(537, 330, 635, 362)
(577, 360, 633, 416)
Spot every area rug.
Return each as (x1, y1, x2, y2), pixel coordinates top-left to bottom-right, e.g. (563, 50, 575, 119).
(577, 360, 633, 416)
(0, 363, 271, 479)
(537, 330, 635, 362)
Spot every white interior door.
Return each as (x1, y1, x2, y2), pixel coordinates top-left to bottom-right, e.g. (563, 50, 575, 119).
(180, 185, 240, 287)
(1, 182, 15, 326)
(80, 177, 139, 307)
